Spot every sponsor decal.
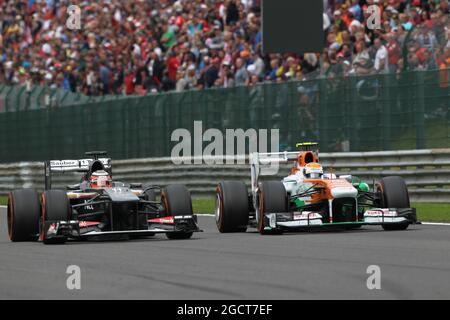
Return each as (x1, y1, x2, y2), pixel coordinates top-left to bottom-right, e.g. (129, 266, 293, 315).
(305, 163, 322, 169)
(174, 215, 194, 219)
(83, 199, 94, 210)
(79, 221, 100, 227)
(50, 160, 78, 167)
(293, 212, 322, 220)
(364, 209, 397, 217)
(329, 180, 352, 188)
(149, 217, 174, 224)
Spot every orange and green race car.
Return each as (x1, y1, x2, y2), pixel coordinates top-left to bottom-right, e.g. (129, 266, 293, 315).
(215, 143, 417, 235)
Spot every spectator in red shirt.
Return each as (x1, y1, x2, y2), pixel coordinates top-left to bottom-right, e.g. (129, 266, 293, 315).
(386, 32, 401, 73)
(166, 52, 180, 83)
(124, 70, 135, 96)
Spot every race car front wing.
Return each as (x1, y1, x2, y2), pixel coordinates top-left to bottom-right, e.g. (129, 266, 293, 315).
(262, 208, 417, 231)
(42, 215, 201, 243)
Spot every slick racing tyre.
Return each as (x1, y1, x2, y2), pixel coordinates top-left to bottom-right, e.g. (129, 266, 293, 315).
(41, 190, 72, 244)
(257, 181, 287, 235)
(377, 176, 410, 231)
(215, 181, 249, 233)
(162, 184, 193, 240)
(8, 189, 41, 242)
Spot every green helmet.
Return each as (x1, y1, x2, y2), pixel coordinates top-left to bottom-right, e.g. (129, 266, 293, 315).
(358, 182, 369, 192)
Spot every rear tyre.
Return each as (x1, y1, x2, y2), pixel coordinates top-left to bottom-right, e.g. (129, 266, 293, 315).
(41, 190, 71, 244)
(377, 176, 410, 231)
(257, 181, 287, 235)
(215, 181, 249, 233)
(162, 185, 193, 240)
(7, 189, 41, 242)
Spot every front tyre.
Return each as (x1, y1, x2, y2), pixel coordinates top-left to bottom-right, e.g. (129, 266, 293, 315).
(377, 176, 410, 231)
(162, 185, 193, 240)
(257, 181, 287, 235)
(41, 190, 71, 244)
(8, 189, 41, 242)
(215, 181, 249, 233)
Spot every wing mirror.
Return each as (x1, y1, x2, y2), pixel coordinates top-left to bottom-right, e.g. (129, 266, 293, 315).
(339, 175, 352, 183)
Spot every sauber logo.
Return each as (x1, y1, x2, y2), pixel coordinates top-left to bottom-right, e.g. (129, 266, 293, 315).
(50, 160, 78, 167)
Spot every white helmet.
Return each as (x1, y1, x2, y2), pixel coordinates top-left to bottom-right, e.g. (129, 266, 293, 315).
(303, 163, 323, 179)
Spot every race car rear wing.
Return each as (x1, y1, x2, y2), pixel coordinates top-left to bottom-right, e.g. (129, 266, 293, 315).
(250, 151, 300, 195)
(44, 157, 111, 190)
(48, 158, 111, 172)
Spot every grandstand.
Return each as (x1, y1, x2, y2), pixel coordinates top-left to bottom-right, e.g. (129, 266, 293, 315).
(0, 0, 448, 97)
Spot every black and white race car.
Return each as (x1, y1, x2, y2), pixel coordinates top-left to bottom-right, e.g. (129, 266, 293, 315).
(7, 151, 200, 244)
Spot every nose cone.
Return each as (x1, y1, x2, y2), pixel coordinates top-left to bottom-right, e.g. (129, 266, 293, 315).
(331, 186, 358, 198)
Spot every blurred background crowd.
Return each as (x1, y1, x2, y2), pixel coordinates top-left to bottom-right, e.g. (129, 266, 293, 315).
(0, 0, 449, 96)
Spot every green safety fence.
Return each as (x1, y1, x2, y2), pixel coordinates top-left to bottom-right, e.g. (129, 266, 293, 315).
(0, 84, 123, 112)
(0, 69, 448, 163)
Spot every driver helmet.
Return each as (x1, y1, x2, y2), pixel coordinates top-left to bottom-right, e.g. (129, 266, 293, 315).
(89, 170, 112, 188)
(303, 162, 323, 179)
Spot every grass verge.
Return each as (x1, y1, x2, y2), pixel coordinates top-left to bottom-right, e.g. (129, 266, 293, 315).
(411, 203, 450, 223)
(192, 198, 215, 214)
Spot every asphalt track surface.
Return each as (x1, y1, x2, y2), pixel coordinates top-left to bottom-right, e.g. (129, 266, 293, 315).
(1, 207, 449, 300)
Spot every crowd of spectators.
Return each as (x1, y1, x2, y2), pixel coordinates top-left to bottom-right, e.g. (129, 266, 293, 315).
(0, 0, 449, 96)
(323, 0, 449, 79)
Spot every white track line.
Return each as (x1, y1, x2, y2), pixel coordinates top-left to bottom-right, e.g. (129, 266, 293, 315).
(421, 222, 450, 226)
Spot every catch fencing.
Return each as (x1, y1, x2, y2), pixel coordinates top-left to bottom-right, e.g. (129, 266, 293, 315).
(1, 149, 449, 203)
(0, 69, 449, 163)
